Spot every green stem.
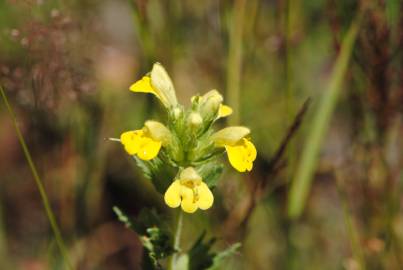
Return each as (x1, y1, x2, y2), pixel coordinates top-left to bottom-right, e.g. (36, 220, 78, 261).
(0, 86, 73, 270)
(168, 210, 183, 270)
(288, 14, 362, 218)
(227, 0, 247, 126)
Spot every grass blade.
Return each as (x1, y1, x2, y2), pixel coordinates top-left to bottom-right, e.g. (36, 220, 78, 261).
(0, 86, 73, 270)
(227, 0, 247, 126)
(288, 16, 361, 219)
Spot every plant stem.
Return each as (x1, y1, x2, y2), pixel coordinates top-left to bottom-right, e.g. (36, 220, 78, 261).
(227, 0, 247, 126)
(168, 210, 183, 270)
(0, 86, 73, 270)
(288, 14, 362, 218)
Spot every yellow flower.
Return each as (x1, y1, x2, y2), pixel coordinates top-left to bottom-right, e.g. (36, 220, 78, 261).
(225, 138, 257, 172)
(120, 130, 162, 161)
(211, 126, 257, 172)
(129, 63, 178, 108)
(164, 167, 214, 213)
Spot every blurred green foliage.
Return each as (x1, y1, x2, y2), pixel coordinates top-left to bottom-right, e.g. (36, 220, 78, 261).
(0, 0, 402, 269)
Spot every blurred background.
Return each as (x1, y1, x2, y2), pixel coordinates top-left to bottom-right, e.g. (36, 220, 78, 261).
(0, 0, 402, 269)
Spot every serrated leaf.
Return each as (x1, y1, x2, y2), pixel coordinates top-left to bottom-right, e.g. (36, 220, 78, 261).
(188, 232, 216, 270)
(113, 207, 174, 269)
(132, 155, 177, 193)
(197, 162, 224, 188)
(133, 155, 153, 179)
(207, 243, 241, 270)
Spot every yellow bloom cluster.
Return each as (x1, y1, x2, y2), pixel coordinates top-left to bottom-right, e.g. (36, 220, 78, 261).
(119, 63, 257, 213)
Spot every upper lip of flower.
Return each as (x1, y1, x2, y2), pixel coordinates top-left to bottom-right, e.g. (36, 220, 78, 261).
(129, 63, 178, 108)
(211, 126, 251, 146)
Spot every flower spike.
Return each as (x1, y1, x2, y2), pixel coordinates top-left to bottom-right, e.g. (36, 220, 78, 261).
(119, 63, 257, 214)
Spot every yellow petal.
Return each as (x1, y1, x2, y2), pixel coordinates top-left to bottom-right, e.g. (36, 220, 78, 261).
(197, 183, 214, 210)
(137, 137, 162, 161)
(225, 138, 257, 172)
(225, 144, 247, 172)
(129, 76, 156, 95)
(120, 130, 143, 155)
(180, 186, 198, 213)
(244, 138, 257, 163)
(217, 104, 233, 118)
(181, 197, 198, 213)
(164, 180, 181, 208)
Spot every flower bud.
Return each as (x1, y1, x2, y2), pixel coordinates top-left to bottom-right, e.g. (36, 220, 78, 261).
(199, 90, 223, 119)
(172, 107, 182, 119)
(150, 63, 178, 107)
(188, 112, 203, 128)
(211, 126, 250, 146)
(143, 120, 172, 145)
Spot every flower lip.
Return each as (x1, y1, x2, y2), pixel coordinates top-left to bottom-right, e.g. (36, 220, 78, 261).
(120, 129, 162, 161)
(225, 138, 257, 172)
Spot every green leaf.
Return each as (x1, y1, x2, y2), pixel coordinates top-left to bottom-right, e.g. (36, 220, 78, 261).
(132, 155, 177, 193)
(188, 232, 216, 270)
(207, 243, 241, 270)
(187, 232, 241, 270)
(197, 162, 224, 188)
(113, 207, 174, 269)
